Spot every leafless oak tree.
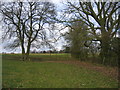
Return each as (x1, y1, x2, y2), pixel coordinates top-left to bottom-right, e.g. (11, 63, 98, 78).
(64, 1, 120, 64)
(0, 1, 56, 60)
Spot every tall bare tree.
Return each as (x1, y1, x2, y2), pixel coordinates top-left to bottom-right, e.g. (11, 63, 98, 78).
(0, 1, 56, 60)
(64, 1, 120, 64)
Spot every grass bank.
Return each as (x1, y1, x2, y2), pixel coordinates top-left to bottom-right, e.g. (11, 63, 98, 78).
(2, 54, 118, 88)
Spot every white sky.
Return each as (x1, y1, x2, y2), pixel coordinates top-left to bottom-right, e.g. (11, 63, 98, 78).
(0, 0, 65, 53)
(0, 25, 2, 53)
(51, 0, 62, 4)
(0, 0, 119, 53)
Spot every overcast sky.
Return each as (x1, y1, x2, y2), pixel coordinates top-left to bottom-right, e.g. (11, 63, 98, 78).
(0, 0, 68, 53)
(0, 0, 119, 53)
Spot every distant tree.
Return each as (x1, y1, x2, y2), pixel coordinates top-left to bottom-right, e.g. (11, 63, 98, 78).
(30, 49, 37, 53)
(43, 51, 46, 53)
(64, 1, 120, 64)
(0, 1, 56, 60)
(64, 46, 70, 53)
(59, 50, 64, 53)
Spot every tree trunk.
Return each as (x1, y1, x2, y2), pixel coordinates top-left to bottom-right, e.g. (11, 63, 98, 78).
(26, 41, 31, 60)
(21, 43, 25, 61)
(22, 49, 25, 61)
(100, 34, 111, 65)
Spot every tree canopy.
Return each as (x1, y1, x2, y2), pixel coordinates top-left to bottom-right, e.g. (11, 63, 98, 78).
(63, 1, 120, 64)
(0, 1, 56, 60)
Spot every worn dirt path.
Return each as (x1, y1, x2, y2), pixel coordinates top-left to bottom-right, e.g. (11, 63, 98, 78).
(42, 60, 118, 81)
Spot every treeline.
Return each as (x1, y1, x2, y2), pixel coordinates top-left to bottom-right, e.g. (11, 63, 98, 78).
(30, 49, 70, 54)
(64, 35, 120, 66)
(64, 20, 120, 66)
(1, 1, 120, 66)
(61, 2, 120, 66)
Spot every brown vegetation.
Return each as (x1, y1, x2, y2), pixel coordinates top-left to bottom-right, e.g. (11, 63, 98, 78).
(43, 60, 118, 81)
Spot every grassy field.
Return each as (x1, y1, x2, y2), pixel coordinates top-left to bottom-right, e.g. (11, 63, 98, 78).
(2, 54, 118, 88)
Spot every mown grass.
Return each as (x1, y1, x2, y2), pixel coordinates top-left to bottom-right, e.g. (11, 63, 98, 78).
(2, 54, 118, 88)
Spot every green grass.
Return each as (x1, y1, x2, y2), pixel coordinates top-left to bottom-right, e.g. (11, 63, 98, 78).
(2, 54, 118, 88)
(2, 53, 72, 61)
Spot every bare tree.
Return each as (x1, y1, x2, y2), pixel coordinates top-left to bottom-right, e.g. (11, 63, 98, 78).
(64, 1, 120, 64)
(0, 1, 56, 60)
